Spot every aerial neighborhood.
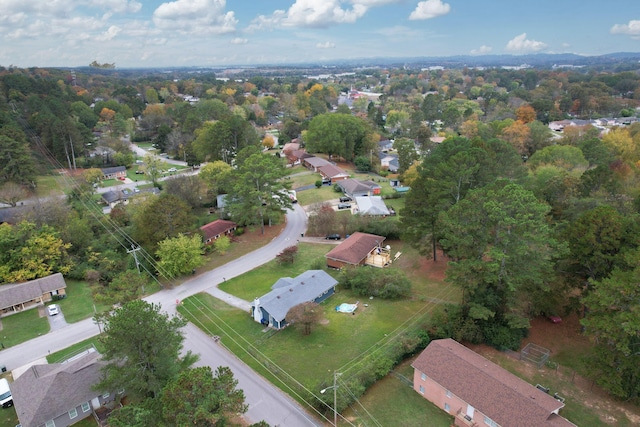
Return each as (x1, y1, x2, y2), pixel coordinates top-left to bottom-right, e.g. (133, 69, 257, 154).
(0, 51, 639, 427)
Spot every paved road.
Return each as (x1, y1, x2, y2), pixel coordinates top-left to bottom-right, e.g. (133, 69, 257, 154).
(0, 204, 319, 426)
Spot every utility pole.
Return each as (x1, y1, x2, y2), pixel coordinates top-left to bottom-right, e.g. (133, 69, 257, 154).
(127, 245, 142, 274)
(333, 370, 338, 426)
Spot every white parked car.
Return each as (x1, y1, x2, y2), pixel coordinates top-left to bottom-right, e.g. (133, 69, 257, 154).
(47, 304, 59, 316)
(167, 167, 177, 172)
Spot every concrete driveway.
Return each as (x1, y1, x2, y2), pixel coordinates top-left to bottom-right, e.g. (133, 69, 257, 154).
(46, 307, 68, 331)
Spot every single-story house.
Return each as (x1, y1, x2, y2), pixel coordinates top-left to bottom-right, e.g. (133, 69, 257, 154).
(325, 232, 390, 269)
(200, 219, 237, 244)
(282, 142, 300, 154)
(250, 270, 337, 329)
(378, 139, 394, 152)
(0, 273, 67, 316)
(380, 154, 399, 173)
(412, 339, 576, 427)
(318, 164, 350, 183)
(430, 136, 446, 144)
(101, 189, 132, 209)
(355, 196, 390, 216)
(337, 178, 381, 198)
(100, 166, 126, 180)
(303, 156, 332, 172)
(12, 350, 121, 427)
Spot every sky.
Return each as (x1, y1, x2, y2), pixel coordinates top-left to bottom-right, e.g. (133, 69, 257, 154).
(0, 0, 639, 68)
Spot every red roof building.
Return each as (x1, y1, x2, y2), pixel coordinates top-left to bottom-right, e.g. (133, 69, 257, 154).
(324, 232, 390, 269)
(200, 219, 237, 244)
(412, 339, 576, 427)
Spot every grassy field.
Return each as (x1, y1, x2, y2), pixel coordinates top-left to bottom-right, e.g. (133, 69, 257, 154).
(218, 243, 331, 300)
(342, 358, 453, 427)
(0, 309, 49, 348)
(179, 240, 457, 423)
(57, 281, 111, 323)
(34, 174, 65, 197)
(47, 337, 104, 363)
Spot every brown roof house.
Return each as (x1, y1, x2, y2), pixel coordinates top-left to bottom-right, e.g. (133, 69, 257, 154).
(318, 164, 350, 184)
(12, 350, 121, 427)
(303, 156, 331, 172)
(0, 273, 67, 316)
(337, 178, 381, 198)
(200, 219, 237, 244)
(412, 339, 576, 427)
(325, 232, 391, 269)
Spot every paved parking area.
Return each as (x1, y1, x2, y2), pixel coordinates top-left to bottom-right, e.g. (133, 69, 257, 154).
(47, 308, 68, 331)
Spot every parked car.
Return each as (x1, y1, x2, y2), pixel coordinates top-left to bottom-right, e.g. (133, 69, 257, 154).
(167, 167, 177, 172)
(47, 304, 59, 316)
(135, 169, 145, 174)
(325, 234, 341, 240)
(337, 203, 351, 210)
(339, 196, 352, 202)
(547, 315, 562, 324)
(0, 378, 12, 408)
(117, 176, 126, 181)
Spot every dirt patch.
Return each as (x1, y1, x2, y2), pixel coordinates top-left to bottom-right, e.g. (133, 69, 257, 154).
(415, 249, 450, 282)
(467, 314, 640, 425)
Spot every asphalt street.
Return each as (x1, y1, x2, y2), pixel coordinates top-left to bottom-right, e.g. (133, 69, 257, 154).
(0, 203, 320, 426)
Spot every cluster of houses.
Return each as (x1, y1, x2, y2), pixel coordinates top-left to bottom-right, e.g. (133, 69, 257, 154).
(548, 116, 639, 133)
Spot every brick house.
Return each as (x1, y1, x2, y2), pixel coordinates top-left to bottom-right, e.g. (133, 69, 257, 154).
(412, 339, 576, 427)
(324, 232, 390, 269)
(0, 273, 67, 316)
(200, 219, 237, 244)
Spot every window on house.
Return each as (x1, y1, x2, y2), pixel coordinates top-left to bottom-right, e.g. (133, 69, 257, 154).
(484, 416, 499, 427)
(421, 373, 426, 381)
(446, 389, 452, 398)
(444, 403, 450, 413)
(419, 385, 425, 394)
(45, 420, 56, 427)
(69, 408, 78, 419)
(81, 402, 90, 413)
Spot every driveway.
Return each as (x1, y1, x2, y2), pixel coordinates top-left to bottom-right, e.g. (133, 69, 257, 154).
(46, 308, 68, 331)
(0, 204, 317, 426)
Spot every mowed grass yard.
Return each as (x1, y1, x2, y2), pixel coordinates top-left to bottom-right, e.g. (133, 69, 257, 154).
(179, 241, 459, 425)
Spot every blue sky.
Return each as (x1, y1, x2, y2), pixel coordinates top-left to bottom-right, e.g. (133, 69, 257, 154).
(0, 0, 639, 68)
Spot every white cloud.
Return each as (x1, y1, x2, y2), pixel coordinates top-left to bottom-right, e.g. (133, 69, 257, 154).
(231, 37, 248, 45)
(470, 45, 492, 55)
(610, 20, 640, 39)
(316, 41, 335, 49)
(409, 0, 450, 20)
(95, 25, 122, 41)
(153, 0, 237, 34)
(88, 0, 142, 14)
(505, 33, 547, 52)
(248, 0, 402, 30)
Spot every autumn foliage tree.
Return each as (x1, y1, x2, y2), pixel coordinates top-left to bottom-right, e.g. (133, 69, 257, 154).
(276, 245, 299, 264)
(515, 104, 536, 124)
(287, 301, 323, 335)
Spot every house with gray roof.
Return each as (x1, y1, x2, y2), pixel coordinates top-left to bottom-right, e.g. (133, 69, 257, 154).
(337, 178, 381, 198)
(12, 350, 120, 427)
(412, 339, 576, 427)
(355, 196, 390, 216)
(0, 273, 67, 316)
(251, 270, 337, 329)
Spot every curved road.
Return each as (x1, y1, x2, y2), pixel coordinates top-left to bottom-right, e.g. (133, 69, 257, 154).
(1, 204, 320, 426)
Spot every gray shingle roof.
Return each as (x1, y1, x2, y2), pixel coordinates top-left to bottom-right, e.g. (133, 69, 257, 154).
(254, 270, 337, 323)
(0, 273, 67, 309)
(12, 351, 107, 427)
(355, 196, 390, 216)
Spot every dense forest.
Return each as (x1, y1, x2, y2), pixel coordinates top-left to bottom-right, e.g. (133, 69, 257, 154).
(0, 62, 639, 403)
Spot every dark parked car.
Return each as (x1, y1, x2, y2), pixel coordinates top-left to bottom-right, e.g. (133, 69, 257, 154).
(339, 196, 352, 202)
(337, 203, 351, 210)
(325, 234, 341, 240)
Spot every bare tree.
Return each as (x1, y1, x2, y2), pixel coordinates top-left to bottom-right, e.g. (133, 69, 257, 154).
(0, 182, 27, 207)
(286, 302, 323, 335)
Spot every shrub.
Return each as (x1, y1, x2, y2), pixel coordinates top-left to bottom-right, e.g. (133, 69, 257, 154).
(315, 180, 322, 188)
(233, 227, 244, 236)
(340, 267, 411, 299)
(276, 245, 299, 264)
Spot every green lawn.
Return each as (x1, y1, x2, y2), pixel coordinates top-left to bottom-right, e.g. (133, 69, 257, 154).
(218, 243, 331, 300)
(57, 281, 111, 323)
(34, 174, 65, 197)
(0, 309, 49, 348)
(47, 337, 104, 363)
(296, 186, 342, 206)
